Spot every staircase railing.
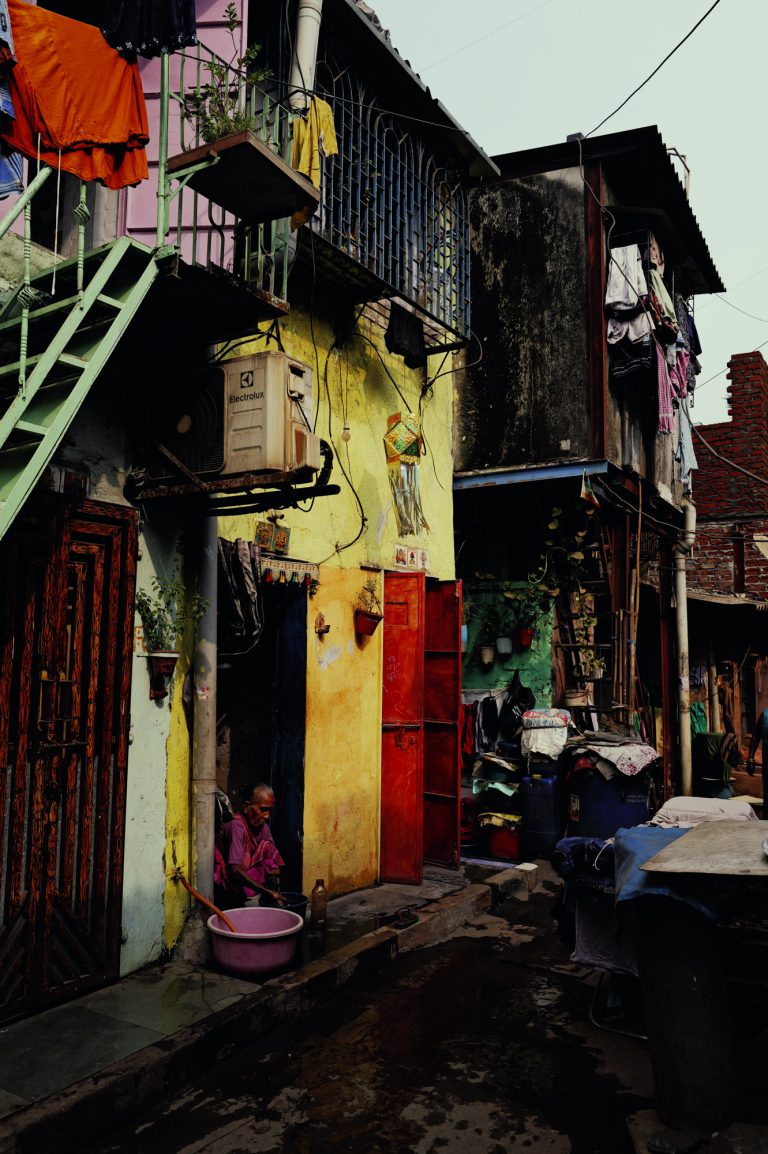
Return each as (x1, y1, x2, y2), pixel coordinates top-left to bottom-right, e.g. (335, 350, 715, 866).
(0, 167, 96, 389)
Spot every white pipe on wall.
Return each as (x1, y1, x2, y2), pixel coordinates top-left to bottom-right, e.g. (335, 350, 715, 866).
(289, 0, 323, 113)
(674, 498, 696, 796)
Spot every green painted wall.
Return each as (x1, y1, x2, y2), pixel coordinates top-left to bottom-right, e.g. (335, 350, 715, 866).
(462, 582, 553, 706)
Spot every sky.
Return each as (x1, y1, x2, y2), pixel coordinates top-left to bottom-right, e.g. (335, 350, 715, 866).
(372, 0, 765, 426)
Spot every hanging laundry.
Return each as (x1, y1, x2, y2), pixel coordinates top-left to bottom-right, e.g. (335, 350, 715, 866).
(648, 268, 678, 340)
(676, 396, 698, 493)
(2, 0, 149, 190)
(610, 333, 653, 384)
(0, 0, 15, 119)
(290, 95, 338, 230)
(0, 147, 21, 197)
(674, 293, 700, 395)
(605, 244, 652, 345)
(217, 537, 264, 657)
(383, 410, 429, 537)
(656, 341, 674, 434)
(101, 0, 197, 59)
(648, 233, 665, 275)
(385, 300, 427, 369)
(669, 344, 690, 400)
(291, 96, 338, 188)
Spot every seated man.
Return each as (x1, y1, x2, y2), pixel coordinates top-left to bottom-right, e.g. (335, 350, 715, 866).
(214, 782, 285, 907)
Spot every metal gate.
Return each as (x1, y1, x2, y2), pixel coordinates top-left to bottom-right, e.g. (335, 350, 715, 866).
(0, 497, 137, 1023)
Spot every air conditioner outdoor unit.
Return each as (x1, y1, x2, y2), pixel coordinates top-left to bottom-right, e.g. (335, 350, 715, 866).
(144, 352, 321, 482)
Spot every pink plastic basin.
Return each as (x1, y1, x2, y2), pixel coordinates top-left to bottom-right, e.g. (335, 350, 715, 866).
(207, 907, 304, 978)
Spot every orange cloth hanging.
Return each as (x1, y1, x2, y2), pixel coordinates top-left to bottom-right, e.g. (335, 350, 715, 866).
(2, 0, 149, 189)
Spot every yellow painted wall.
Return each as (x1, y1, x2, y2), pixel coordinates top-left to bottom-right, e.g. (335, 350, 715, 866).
(163, 650, 193, 947)
(216, 306, 457, 898)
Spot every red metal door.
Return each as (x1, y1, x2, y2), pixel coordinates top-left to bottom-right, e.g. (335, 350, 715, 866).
(424, 580, 462, 868)
(0, 497, 137, 1023)
(380, 572, 424, 884)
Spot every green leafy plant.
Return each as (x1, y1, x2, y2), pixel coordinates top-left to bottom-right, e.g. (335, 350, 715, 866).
(529, 501, 600, 595)
(355, 577, 382, 616)
(136, 575, 208, 653)
(184, 5, 271, 144)
(502, 584, 551, 629)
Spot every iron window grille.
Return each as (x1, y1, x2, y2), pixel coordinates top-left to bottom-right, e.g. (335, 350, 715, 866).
(311, 50, 471, 352)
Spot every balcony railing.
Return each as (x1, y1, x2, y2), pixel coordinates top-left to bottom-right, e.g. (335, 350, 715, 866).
(311, 50, 471, 350)
(155, 44, 298, 305)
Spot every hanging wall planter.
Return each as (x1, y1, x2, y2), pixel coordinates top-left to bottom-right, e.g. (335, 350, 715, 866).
(354, 576, 383, 637)
(479, 645, 496, 667)
(147, 651, 179, 700)
(135, 574, 207, 702)
(496, 635, 513, 656)
(516, 626, 533, 650)
(354, 608, 383, 636)
(148, 650, 179, 678)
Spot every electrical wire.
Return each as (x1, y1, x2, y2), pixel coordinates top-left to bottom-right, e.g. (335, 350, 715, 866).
(690, 335, 768, 393)
(424, 329, 484, 388)
(316, 346, 368, 564)
(357, 327, 411, 409)
(683, 407, 768, 487)
(421, 0, 557, 72)
(255, 75, 477, 139)
(597, 479, 685, 536)
(711, 294, 768, 324)
(587, 0, 725, 137)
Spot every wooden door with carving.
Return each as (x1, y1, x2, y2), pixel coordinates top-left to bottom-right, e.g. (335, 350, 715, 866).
(0, 497, 137, 1023)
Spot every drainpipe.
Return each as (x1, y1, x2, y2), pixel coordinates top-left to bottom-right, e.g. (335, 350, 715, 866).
(288, 0, 323, 113)
(674, 498, 696, 795)
(192, 514, 218, 901)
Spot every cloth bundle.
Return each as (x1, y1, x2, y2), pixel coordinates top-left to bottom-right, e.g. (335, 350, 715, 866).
(521, 708, 570, 759)
(2, 0, 148, 189)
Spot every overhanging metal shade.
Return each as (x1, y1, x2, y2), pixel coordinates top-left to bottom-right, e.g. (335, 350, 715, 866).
(453, 459, 608, 492)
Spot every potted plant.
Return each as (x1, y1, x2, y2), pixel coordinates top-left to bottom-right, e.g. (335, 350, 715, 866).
(354, 577, 383, 636)
(183, 5, 271, 146)
(472, 604, 500, 667)
(135, 574, 208, 698)
(503, 584, 550, 649)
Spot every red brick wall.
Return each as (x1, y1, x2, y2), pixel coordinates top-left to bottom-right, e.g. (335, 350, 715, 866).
(694, 352, 768, 520)
(692, 352, 768, 600)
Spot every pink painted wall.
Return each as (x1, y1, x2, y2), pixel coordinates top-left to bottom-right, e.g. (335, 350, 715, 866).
(123, 0, 249, 266)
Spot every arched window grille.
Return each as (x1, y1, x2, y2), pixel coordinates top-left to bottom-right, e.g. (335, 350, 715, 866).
(312, 50, 470, 348)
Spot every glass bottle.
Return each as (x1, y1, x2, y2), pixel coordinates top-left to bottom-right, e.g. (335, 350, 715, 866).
(310, 878, 328, 931)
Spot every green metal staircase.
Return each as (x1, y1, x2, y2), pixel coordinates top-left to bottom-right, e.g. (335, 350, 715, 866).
(0, 230, 158, 541)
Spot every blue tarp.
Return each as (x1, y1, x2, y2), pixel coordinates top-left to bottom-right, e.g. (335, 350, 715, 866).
(614, 825, 718, 919)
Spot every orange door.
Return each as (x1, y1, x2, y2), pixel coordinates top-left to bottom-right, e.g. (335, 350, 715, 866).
(424, 580, 462, 867)
(380, 572, 424, 883)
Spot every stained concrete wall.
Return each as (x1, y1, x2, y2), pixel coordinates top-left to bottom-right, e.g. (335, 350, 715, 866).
(459, 169, 589, 473)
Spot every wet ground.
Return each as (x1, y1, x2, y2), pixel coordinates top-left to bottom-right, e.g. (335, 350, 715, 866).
(85, 879, 653, 1154)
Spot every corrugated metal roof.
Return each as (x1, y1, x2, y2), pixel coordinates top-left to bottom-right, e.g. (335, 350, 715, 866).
(688, 590, 768, 608)
(491, 126, 724, 295)
(324, 0, 499, 179)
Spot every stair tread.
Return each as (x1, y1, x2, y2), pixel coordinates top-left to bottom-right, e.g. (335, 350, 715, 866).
(0, 291, 123, 332)
(14, 419, 46, 436)
(0, 350, 88, 377)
